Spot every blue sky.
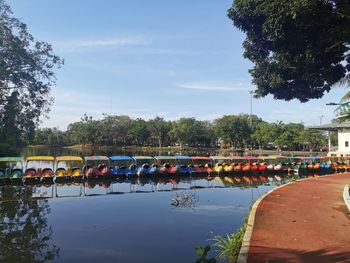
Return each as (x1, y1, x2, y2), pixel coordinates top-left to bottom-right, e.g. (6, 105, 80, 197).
(8, 0, 347, 130)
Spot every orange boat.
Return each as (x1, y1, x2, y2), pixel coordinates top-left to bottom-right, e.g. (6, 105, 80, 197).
(192, 157, 213, 174)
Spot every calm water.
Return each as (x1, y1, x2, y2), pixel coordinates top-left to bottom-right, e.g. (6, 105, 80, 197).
(0, 175, 292, 263)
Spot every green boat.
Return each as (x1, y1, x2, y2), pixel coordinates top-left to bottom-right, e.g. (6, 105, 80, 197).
(0, 157, 24, 180)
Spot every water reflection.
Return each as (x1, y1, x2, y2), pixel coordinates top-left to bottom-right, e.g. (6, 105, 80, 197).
(0, 185, 59, 263)
(3, 174, 297, 198)
(0, 174, 310, 263)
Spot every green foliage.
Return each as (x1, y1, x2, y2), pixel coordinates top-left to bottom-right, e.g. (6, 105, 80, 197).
(195, 245, 217, 263)
(298, 129, 327, 151)
(127, 118, 150, 146)
(169, 118, 213, 147)
(13, 114, 329, 154)
(147, 117, 172, 147)
(214, 115, 252, 148)
(33, 128, 67, 146)
(228, 0, 350, 102)
(212, 226, 246, 262)
(252, 121, 272, 149)
(0, 0, 63, 152)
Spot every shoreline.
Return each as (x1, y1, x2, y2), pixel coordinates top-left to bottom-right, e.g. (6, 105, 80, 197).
(25, 145, 325, 156)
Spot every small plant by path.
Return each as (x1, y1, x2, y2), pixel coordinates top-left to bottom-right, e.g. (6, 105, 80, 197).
(212, 225, 246, 262)
(195, 245, 217, 263)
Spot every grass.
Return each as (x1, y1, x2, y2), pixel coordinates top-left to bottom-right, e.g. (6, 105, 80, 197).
(211, 225, 246, 262)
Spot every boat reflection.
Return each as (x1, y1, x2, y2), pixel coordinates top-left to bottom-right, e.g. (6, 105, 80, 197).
(9, 173, 311, 201)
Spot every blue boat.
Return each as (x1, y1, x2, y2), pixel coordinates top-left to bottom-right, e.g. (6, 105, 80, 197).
(132, 156, 158, 176)
(155, 156, 194, 175)
(109, 156, 135, 176)
(174, 156, 194, 174)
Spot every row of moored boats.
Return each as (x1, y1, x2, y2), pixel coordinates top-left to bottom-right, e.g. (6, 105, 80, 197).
(0, 155, 348, 183)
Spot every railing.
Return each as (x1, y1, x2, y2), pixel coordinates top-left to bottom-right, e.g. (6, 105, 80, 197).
(329, 147, 338, 152)
(335, 102, 350, 119)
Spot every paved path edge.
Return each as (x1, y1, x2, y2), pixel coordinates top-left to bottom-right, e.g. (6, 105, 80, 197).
(237, 177, 317, 263)
(343, 184, 350, 212)
(237, 179, 298, 263)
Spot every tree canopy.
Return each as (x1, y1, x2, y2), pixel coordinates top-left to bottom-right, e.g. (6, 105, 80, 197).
(228, 0, 350, 102)
(0, 0, 63, 152)
(27, 113, 328, 153)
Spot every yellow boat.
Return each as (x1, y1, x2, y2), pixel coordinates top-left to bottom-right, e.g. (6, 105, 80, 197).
(56, 156, 84, 179)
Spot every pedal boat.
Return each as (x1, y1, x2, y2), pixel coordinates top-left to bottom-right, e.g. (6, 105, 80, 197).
(55, 156, 83, 181)
(84, 156, 111, 179)
(24, 156, 55, 182)
(191, 157, 213, 175)
(109, 156, 136, 177)
(132, 156, 157, 176)
(0, 157, 24, 183)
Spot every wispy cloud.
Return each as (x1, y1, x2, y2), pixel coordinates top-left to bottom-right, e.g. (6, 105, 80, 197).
(176, 82, 250, 92)
(53, 35, 151, 51)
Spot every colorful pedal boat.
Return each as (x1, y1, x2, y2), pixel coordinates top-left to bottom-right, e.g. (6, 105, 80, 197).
(84, 156, 111, 178)
(24, 156, 55, 180)
(56, 156, 83, 179)
(191, 156, 213, 174)
(109, 156, 135, 176)
(210, 156, 232, 174)
(0, 157, 24, 180)
(132, 156, 157, 176)
(155, 156, 194, 174)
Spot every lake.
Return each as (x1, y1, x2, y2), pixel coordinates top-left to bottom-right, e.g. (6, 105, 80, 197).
(0, 175, 293, 263)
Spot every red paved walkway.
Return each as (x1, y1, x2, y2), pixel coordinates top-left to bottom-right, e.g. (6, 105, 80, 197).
(248, 173, 350, 263)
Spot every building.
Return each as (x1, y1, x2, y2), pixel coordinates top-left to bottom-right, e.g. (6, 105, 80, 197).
(309, 123, 350, 157)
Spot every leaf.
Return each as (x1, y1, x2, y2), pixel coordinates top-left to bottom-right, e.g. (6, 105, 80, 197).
(195, 245, 204, 256)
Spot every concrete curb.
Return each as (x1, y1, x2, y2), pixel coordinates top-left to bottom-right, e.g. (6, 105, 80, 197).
(343, 185, 350, 212)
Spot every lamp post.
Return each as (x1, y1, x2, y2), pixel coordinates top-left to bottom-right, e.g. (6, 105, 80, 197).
(319, 115, 324, 125)
(249, 90, 253, 128)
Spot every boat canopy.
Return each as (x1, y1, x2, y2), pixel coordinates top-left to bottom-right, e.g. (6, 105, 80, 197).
(26, 156, 54, 161)
(244, 156, 261, 161)
(175, 156, 191, 160)
(260, 156, 277, 160)
(192, 156, 211, 161)
(210, 156, 231, 160)
(289, 157, 303, 160)
(56, 156, 83, 162)
(109, 156, 134, 161)
(154, 156, 176, 160)
(227, 156, 244, 160)
(84, 156, 109, 161)
(308, 156, 326, 160)
(132, 156, 154, 160)
(0, 157, 23, 162)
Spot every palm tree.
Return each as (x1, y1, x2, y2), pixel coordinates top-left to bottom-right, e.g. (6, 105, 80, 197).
(333, 75, 350, 122)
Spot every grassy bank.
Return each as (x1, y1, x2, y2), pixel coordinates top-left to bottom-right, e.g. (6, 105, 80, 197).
(27, 144, 326, 157)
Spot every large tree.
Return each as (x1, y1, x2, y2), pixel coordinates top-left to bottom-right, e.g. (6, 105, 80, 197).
(214, 115, 251, 148)
(147, 117, 171, 148)
(228, 0, 350, 102)
(0, 0, 63, 152)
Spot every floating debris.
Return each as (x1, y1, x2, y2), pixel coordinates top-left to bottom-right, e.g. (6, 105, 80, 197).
(171, 191, 198, 208)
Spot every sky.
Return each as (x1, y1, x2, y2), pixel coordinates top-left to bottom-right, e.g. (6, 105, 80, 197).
(7, 0, 347, 130)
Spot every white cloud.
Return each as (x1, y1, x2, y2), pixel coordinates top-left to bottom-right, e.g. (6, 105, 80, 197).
(176, 82, 250, 92)
(53, 35, 151, 51)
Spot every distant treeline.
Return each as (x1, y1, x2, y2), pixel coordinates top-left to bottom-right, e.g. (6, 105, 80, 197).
(31, 114, 332, 151)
